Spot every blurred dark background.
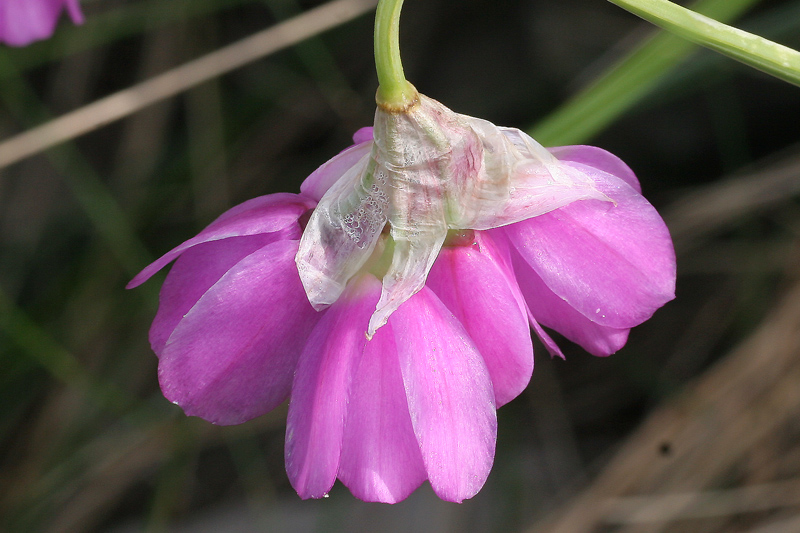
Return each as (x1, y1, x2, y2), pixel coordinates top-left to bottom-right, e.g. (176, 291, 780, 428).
(1, 0, 800, 531)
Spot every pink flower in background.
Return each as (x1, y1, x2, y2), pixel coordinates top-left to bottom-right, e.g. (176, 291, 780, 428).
(0, 0, 83, 47)
(129, 98, 675, 503)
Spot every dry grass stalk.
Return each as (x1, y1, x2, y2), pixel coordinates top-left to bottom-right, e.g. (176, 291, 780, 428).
(528, 275, 800, 533)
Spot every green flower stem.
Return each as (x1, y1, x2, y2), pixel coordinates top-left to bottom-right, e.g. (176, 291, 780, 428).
(608, 0, 800, 86)
(374, 0, 417, 110)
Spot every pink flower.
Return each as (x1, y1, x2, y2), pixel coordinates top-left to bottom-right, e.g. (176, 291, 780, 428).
(129, 103, 675, 503)
(0, 0, 83, 47)
(127, 188, 511, 503)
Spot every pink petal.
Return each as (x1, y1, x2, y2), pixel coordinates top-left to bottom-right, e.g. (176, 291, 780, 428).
(0, 0, 82, 47)
(300, 139, 373, 202)
(392, 287, 497, 503)
(127, 193, 312, 289)
(528, 311, 566, 360)
(65, 0, 84, 24)
(549, 145, 641, 193)
(427, 232, 533, 407)
(502, 168, 676, 329)
(285, 275, 380, 499)
(149, 233, 283, 354)
(338, 318, 427, 503)
(510, 249, 631, 356)
(352, 127, 373, 144)
(157, 240, 319, 425)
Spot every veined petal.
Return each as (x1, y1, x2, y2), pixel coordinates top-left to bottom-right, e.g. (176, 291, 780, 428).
(510, 247, 631, 356)
(301, 138, 374, 202)
(285, 275, 380, 499)
(503, 167, 676, 329)
(351, 127, 374, 144)
(65, 0, 83, 24)
(128, 193, 312, 288)
(209, 192, 312, 226)
(392, 287, 497, 503)
(338, 317, 427, 503)
(149, 233, 285, 354)
(158, 240, 319, 425)
(427, 232, 533, 407)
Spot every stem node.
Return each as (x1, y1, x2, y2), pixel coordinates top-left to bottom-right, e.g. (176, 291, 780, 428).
(374, 0, 418, 107)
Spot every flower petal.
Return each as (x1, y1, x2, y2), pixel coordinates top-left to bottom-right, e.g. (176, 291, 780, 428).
(300, 139, 374, 202)
(149, 233, 282, 354)
(528, 312, 566, 360)
(0, 0, 81, 46)
(427, 232, 533, 407)
(392, 287, 497, 503)
(549, 145, 641, 193)
(65, 0, 84, 24)
(285, 275, 380, 499)
(128, 193, 312, 289)
(338, 318, 427, 503)
(158, 240, 319, 425)
(351, 126, 374, 145)
(502, 168, 676, 329)
(510, 248, 631, 356)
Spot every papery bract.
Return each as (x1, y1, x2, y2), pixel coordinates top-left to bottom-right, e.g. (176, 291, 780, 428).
(297, 93, 615, 337)
(0, 0, 83, 46)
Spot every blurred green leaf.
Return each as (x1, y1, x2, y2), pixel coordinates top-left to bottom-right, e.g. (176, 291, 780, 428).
(530, 0, 763, 145)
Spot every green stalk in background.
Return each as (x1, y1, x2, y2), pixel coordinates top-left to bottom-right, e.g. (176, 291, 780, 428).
(530, 0, 763, 146)
(608, 0, 800, 86)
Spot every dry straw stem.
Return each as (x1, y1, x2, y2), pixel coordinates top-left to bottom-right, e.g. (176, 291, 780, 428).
(527, 275, 800, 532)
(602, 479, 800, 524)
(0, 0, 378, 170)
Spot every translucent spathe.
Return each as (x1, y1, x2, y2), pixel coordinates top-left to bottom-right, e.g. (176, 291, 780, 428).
(296, 93, 611, 337)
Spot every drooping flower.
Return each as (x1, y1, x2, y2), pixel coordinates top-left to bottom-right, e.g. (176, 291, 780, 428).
(128, 93, 675, 503)
(0, 0, 83, 47)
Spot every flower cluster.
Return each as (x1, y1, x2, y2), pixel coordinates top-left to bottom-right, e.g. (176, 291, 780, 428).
(0, 0, 83, 47)
(129, 92, 675, 503)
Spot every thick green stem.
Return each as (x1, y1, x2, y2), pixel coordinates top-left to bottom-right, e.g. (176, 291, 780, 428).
(607, 0, 800, 86)
(374, 0, 417, 110)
